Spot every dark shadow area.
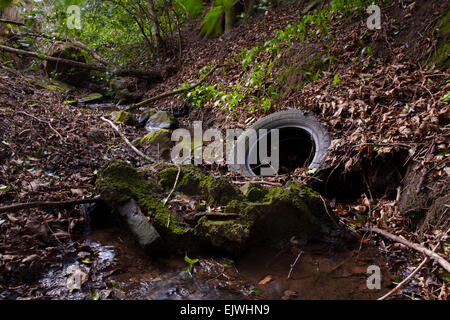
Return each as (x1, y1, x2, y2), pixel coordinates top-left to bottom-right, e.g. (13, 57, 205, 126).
(249, 127, 315, 175)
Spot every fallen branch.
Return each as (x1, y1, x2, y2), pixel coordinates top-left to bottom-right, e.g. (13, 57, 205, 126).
(0, 198, 102, 214)
(319, 195, 340, 229)
(17, 32, 108, 66)
(231, 180, 283, 187)
(378, 242, 440, 300)
(101, 116, 154, 162)
(165, 165, 181, 227)
(17, 110, 64, 141)
(0, 19, 25, 26)
(365, 225, 450, 273)
(287, 251, 303, 279)
(0, 44, 162, 80)
(126, 64, 223, 111)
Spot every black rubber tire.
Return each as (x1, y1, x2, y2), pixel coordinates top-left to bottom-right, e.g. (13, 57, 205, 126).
(229, 109, 331, 177)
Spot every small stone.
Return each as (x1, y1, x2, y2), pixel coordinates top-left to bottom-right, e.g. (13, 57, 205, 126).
(114, 88, 142, 105)
(145, 110, 177, 131)
(139, 128, 172, 153)
(138, 108, 157, 126)
(78, 93, 103, 103)
(114, 110, 136, 126)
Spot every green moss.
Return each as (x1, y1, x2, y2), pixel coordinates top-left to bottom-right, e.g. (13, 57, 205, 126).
(79, 93, 103, 103)
(140, 129, 171, 146)
(139, 108, 158, 124)
(224, 181, 330, 243)
(63, 100, 78, 107)
(429, 7, 450, 68)
(194, 217, 249, 254)
(114, 110, 136, 125)
(199, 175, 243, 206)
(95, 160, 191, 244)
(240, 183, 269, 202)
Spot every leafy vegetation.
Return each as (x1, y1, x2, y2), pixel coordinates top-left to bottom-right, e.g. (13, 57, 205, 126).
(180, 0, 380, 115)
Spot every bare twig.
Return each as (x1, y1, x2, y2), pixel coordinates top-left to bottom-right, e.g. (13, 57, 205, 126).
(365, 225, 450, 272)
(231, 180, 282, 187)
(0, 197, 102, 214)
(126, 64, 223, 111)
(378, 242, 440, 300)
(101, 116, 154, 162)
(287, 251, 303, 279)
(165, 165, 181, 227)
(17, 110, 64, 141)
(319, 195, 340, 229)
(0, 19, 25, 26)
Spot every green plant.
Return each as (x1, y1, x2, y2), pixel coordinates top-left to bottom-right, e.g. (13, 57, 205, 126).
(333, 73, 341, 87)
(440, 91, 450, 103)
(184, 252, 199, 276)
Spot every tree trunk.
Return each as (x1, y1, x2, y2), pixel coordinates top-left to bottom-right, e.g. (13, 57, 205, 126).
(224, 5, 234, 34)
(0, 44, 163, 81)
(147, 0, 164, 54)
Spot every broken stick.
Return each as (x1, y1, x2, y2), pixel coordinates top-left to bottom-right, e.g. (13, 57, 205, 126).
(365, 225, 450, 273)
(126, 64, 223, 111)
(101, 116, 154, 163)
(0, 198, 102, 214)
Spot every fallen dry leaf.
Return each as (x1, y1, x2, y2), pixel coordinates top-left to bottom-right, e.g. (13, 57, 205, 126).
(258, 275, 273, 285)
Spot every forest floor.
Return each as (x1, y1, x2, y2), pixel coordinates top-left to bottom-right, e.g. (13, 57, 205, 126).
(0, 0, 449, 299)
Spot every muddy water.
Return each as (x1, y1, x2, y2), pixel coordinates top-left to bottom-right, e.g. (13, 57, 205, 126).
(24, 226, 392, 300)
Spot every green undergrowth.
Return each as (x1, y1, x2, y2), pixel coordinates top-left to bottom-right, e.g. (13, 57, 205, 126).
(180, 0, 382, 115)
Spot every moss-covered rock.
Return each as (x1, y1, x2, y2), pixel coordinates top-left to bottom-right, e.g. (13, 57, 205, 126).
(138, 128, 172, 153)
(95, 161, 336, 255)
(199, 175, 243, 206)
(45, 46, 90, 86)
(159, 165, 243, 205)
(145, 110, 177, 131)
(114, 88, 142, 105)
(78, 93, 103, 103)
(194, 217, 249, 255)
(95, 160, 192, 245)
(224, 181, 335, 245)
(138, 108, 158, 126)
(114, 110, 137, 126)
(109, 76, 136, 93)
(240, 182, 268, 202)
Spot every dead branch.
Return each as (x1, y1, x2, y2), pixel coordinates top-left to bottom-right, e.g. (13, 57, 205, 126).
(0, 19, 25, 26)
(287, 251, 303, 279)
(378, 242, 440, 300)
(126, 64, 222, 111)
(17, 110, 64, 141)
(0, 198, 102, 214)
(101, 116, 154, 162)
(18, 32, 108, 66)
(365, 225, 450, 272)
(0, 44, 162, 80)
(165, 165, 181, 227)
(231, 180, 283, 187)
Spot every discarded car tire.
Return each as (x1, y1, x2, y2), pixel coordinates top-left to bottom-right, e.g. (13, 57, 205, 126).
(230, 109, 331, 177)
